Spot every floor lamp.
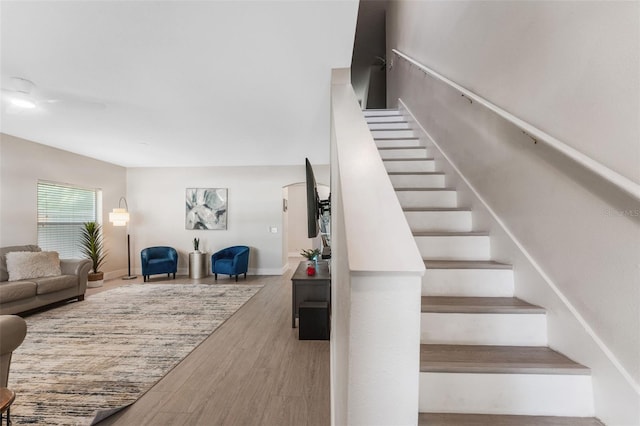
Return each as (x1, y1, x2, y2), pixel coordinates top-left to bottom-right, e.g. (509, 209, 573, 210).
(109, 197, 137, 280)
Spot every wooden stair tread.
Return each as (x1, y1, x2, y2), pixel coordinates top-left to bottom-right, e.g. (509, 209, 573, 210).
(378, 146, 426, 150)
(422, 297, 545, 314)
(418, 413, 605, 426)
(395, 187, 457, 192)
(374, 136, 420, 141)
(389, 171, 445, 176)
(424, 260, 512, 269)
(383, 158, 434, 162)
(414, 231, 489, 237)
(404, 207, 470, 212)
(420, 344, 590, 375)
(367, 126, 414, 132)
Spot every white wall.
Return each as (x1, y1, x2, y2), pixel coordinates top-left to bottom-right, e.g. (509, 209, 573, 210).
(0, 133, 128, 276)
(387, 2, 640, 424)
(286, 183, 312, 256)
(388, 0, 639, 183)
(126, 165, 329, 276)
(331, 69, 424, 426)
(286, 182, 330, 257)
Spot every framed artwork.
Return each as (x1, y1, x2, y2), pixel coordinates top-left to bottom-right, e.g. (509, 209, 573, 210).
(185, 188, 227, 230)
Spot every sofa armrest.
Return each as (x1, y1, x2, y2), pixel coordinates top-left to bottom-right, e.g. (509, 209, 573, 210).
(60, 259, 92, 293)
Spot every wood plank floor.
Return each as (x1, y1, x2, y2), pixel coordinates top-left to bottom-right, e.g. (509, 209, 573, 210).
(94, 259, 329, 426)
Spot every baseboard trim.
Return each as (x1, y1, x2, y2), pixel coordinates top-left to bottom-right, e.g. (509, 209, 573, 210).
(399, 98, 640, 396)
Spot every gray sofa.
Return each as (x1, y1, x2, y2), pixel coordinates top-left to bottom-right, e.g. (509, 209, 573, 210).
(0, 245, 92, 315)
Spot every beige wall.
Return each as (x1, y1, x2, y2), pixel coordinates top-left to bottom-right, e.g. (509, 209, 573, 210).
(0, 133, 331, 277)
(387, 2, 640, 424)
(388, 0, 639, 182)
(0, 133, 128, 276)
(126, 165, 329, 276)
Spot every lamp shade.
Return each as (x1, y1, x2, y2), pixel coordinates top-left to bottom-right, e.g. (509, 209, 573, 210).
(109, 208, 130, 226)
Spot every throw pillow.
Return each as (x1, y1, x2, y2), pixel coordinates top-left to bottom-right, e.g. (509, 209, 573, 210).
(5, 251, 62, 281)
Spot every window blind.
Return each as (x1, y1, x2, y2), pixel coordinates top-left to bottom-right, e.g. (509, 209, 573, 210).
(37, 181, 97, 258)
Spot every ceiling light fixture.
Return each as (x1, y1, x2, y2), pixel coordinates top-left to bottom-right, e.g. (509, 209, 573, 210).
(9, 97, 36, 109)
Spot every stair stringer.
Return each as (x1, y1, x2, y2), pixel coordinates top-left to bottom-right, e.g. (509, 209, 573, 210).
(397, 100, 640, 426)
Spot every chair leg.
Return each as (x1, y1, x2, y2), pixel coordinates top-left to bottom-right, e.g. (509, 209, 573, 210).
(214, 273, 217, 280)
(173, 273, 176, 279)
(235, 274, 238, 282)
(244, 272, 247, 280)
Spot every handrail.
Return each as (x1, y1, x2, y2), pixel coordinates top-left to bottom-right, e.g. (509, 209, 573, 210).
(391, 48, 640, 201)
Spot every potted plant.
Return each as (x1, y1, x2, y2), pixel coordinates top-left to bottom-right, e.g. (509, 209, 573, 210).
(300, 248, 320, 262)
(80, 221, 107, 288)
(300, 248, 320, 276)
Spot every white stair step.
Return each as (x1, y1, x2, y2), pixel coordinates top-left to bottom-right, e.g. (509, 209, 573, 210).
(366, 115, 407, 123)
(385, 159, 436, 173)
(371, 129, 415, 138)
(379, 147, 430, 159)
(363, 109, 401, 117)
(422, 260, 514, 297)
(419, 345, 594, 416)
(415, 232, 490, 260)
(368, 122, 411, 130)
(395, 188, 458, 209)
(405, 209, 472, 232)
(390, 172, 446, 189)
(418, 413, 605, 426)
(376, 138, 421, 148)
(421, 297, 547, 346)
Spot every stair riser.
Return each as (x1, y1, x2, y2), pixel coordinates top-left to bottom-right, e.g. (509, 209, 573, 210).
(415, 236, 490, 260)
(371, 129, 415, 138)
(363, 110, 401, 117)
(376, 139, 421, 148)
(406, 211, 472, 233)
(419, 372, 594, 416)
(396, 191, 458, 209)
(385, 161, 436, 173)
(380, 148, 431, 160)
(368, 122, 411, 130)
(366, 115, 406, 123)
(421, 313, 547, 346)
(422, 269, 514, 297)
(390, 174, 446, 189)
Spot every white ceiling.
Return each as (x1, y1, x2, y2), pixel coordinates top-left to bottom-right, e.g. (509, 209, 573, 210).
(0, 0, 358, 167)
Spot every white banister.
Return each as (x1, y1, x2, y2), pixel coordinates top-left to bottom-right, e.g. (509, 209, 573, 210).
(329, 68, 425, 426)
(392, 48, 640, 201)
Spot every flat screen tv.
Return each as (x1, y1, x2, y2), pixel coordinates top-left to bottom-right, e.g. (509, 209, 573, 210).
(305, 158, 320, 238)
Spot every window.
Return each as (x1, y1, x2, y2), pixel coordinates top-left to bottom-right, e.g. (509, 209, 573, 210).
(37, 181, 99, 258)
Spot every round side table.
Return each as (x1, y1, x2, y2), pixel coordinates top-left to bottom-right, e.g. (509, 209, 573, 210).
(189, 252, 207, 279)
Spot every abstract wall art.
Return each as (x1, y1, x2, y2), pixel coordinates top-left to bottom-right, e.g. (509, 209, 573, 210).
(185, 188, 227, 230)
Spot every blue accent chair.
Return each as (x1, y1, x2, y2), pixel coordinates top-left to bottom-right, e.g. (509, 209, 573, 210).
(141, 246, 178, 282)
(211, 246, 249, 281)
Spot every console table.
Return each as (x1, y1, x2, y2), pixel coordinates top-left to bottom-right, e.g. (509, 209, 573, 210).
(291, 260, 330, 328)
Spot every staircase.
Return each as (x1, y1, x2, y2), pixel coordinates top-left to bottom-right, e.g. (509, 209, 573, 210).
(364, 109, 605, 426)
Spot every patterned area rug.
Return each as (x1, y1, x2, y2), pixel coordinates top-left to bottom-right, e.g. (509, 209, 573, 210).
(7, 283, 263, 425)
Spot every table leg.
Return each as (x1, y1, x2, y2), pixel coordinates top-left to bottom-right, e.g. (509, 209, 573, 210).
(292, 285, 296, 328)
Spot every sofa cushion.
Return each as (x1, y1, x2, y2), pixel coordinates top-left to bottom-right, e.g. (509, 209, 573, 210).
(0, 245, 41, 282)
(33, 275, 77, 295)
(6, 251, 62, 282)
(0, 281, 37, 303)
